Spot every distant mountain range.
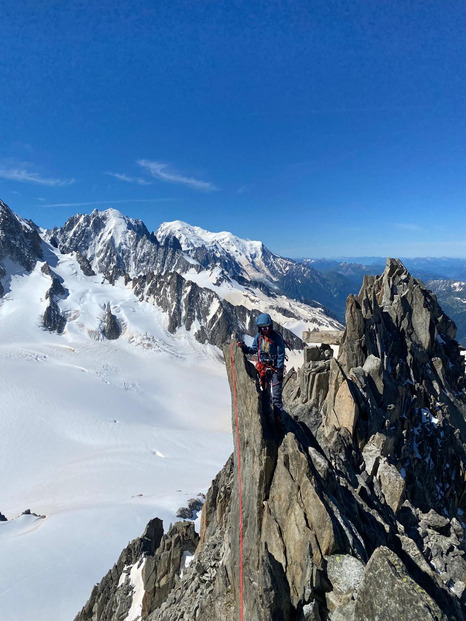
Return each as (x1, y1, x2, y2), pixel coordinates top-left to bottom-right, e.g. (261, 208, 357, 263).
(1, 199, 465, 346)
(307, 256, 466, 282)
(0, 201, 343, 351)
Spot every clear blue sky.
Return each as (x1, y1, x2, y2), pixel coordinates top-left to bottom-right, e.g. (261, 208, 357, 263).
(1, 1, 466, 258)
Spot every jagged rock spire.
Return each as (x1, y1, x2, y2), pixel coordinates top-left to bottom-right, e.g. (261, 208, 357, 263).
(322, 258, 465, 516)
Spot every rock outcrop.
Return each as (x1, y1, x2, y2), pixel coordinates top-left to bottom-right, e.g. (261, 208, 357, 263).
(41, 262, 67, 333)
(75, 251, 96, 277)
(0, 200, 43, 297)
(76, 259, 466, 620)
(101, 305, 122, 340)
(0, 200, 43, 271)
(76, 519, 198, 621)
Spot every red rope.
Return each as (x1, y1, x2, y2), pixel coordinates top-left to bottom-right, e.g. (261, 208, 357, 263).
(230, 341, 244, 621)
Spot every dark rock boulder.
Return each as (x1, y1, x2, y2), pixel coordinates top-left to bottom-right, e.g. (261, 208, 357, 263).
(43, 300, 66, 333)
(175, 496, 204, 519)
(41, 263, 53, 277)
(45, 275, 66, 300)
(75, 251, 96, 277)
(41, 263, 68, 333)
(102, 307, 121, 340)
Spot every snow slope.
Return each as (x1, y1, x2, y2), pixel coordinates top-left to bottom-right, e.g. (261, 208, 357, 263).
(0, 249, 232, 620)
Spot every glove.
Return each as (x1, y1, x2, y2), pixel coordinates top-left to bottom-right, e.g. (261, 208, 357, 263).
(276, 368, 284, 381)
(237, 340, 247, 353)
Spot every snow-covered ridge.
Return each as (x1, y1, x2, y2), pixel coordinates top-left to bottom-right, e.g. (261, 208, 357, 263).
(156, 219, 276, 282)
(156, 220, 264, 257)
(154, 220, 334, 318)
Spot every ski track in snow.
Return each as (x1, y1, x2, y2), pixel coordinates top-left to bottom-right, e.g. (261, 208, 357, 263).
(0, 251, 233, 621)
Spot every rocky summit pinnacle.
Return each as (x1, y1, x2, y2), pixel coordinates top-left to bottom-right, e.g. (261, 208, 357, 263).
(75, 259, 466, 621)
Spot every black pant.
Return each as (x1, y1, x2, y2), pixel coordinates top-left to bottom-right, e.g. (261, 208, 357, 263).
(270, 370, 284, 413)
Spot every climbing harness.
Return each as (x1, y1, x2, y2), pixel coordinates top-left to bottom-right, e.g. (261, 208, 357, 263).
(230, 341, 244, 621)
(255, 360, 276, 390)
(255, 333, 284, 390)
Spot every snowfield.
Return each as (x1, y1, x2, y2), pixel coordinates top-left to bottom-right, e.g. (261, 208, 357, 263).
(0, 252, 233, 621)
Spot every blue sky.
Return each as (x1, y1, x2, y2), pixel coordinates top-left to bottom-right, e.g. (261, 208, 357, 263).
(1, 1, 466, 258)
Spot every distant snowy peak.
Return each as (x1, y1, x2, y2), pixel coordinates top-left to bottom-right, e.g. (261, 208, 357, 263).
(156, 220, 282, 283)
(46, 209, 185, 279)
(49, 208, 153, 250)
(157, 220, 264, 256)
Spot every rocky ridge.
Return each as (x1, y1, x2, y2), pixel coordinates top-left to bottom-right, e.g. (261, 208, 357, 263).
(0, 200, 43, 296)
(75, 259, 466, 621)
(131, 269, 303, 349)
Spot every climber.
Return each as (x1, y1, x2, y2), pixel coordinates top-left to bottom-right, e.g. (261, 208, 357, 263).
(237, 313, 286, 421)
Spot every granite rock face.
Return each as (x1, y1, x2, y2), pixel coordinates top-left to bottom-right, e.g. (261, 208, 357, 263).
(353, 546, 446, 621)
(0, 200, 43, 294)
(76, 259, 466, 620)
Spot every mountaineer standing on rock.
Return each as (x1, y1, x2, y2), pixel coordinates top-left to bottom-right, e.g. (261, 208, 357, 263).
(237, 313, 286, 423)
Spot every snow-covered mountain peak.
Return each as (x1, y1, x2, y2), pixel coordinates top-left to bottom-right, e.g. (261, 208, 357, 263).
(45, 209, 179, 279)
(157, 220, 264, 257)
(90, 208, 148, 246)
(156, 220, 279, 283)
